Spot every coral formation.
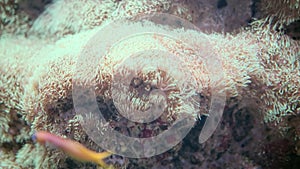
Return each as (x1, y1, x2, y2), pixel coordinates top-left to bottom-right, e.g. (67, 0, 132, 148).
(167, 0, 253, 33)
(250, 19, 300, 123)
(29, 0, 172, 39)
(0, 0, 51, 36)
(0, 0, 299, 168)
(258, 0, 300, 25)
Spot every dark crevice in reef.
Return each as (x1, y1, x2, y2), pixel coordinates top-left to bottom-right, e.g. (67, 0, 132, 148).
(217, 0, 227, 9)
(250, 0, 261, 18)
(285, 20, 300, 40)
(232, 108, 254, 142)
(18, 0, 53, 20)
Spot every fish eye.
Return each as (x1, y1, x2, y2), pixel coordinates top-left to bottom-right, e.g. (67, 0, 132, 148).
(31, 133, 37, 142)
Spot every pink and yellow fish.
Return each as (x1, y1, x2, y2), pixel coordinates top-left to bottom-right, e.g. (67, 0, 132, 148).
(32, 131, 114, 169)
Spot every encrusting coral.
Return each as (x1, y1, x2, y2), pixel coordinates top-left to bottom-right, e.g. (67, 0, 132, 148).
(258, 0, 300, 25)
(0, 0, 299, 168)
(29, 0, 172, 39)
(249, 18, 300, 123)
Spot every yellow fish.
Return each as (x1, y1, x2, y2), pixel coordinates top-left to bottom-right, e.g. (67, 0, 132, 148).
(32, 131, 114, 169)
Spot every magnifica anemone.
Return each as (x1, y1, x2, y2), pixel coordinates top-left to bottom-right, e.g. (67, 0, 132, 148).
(0, 0, 299, 168)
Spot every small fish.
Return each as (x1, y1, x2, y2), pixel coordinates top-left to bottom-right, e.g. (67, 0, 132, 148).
(32, 131, 114, 169)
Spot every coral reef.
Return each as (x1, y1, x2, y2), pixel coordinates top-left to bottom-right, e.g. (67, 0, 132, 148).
(258, 0, 300, 25)
(0, 0, 51, 36)
(167, 0, 253, 33)
(0, 0, 299, 169)
(29, 0, 171, 39)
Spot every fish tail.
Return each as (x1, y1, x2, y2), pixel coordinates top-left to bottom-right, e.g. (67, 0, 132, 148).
(97, 151, 112, 159)
(96, 151, 114, 169)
